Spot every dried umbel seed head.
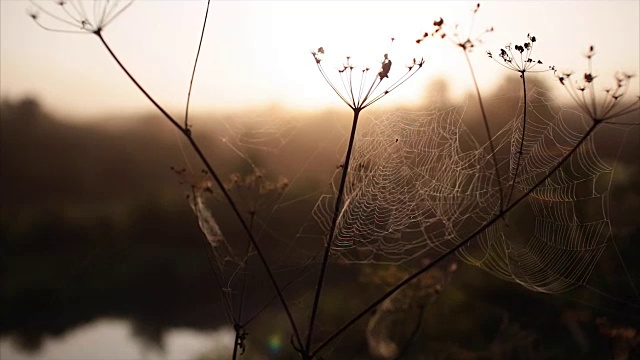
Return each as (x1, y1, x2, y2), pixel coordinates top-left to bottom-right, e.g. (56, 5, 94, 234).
(311, 47, 325, 64)
(378, 53, 392, 79)
(27, 0, 133, 34)
(487, 34, 553, 75)
(554, 48, 640, 123)
(417, 3, 493, 52)
(225, 168, 289, 217)
(311, 38, 424, 111)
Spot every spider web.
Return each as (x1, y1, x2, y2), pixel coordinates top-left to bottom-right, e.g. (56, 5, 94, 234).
(183, 110, 336, 326)
(219, 109, 297, 157)
(459, 89, 614, 294)
(306, 86, 638, 301)
(310, 102, 495, 264)
(183, 85, 637, 334)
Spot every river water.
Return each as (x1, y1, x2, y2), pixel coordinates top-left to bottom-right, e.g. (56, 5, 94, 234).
(0, 319, 234, 360)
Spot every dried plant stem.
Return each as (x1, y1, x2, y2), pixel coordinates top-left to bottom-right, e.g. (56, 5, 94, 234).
(463, 50, 504, 212)
(232, 331, 241, 360)
(184, 0, 210, 129)
(95, 33, 182, 130)
(186, 6, 258, 356)
(95, 31, 303, 348)
(237, 215, 254, 323)
(506, 73, 527, 206)
(310, 122, 600, 358)
(232, 214, 254, 360)
(305, 108, 361, 353)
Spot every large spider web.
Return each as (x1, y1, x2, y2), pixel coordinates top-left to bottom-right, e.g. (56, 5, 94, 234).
(182, 85, 637, 336)
(306, 87, 636, 298)
(458, 89, 614, 294)
(310, 102, 495, 264)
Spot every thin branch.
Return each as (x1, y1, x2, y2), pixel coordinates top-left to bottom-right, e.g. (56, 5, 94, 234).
(316, 62, 354, 110)
(363, 65, 423, 109)
(305, 109, 362, 353)
(602, 120, 640, 126)
(463, 50, 504, 212)
(96, 32, 183, 130)
(185, 0, 210, 129)
(29, 0, 83, 28)
(506, 72, 527, 206)
(237, 214, 254, 324)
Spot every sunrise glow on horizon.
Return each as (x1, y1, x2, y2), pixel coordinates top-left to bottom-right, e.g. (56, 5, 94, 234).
(1, 1, 638, 119)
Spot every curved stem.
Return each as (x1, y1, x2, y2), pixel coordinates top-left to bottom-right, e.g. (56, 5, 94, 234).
(95, 31, 302, 348)
(506, 73, 527, 206)
(185, 0, 210, 129)
(463, 50, 504, 212)
(96, 31, 182, 130)
(316, 62, 354, 110)
(231, 214, 254, 360)
(311, 122, 600, 358)
(305, 109, 361, 353)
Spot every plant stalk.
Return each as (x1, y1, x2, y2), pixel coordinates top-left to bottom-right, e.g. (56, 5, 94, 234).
(464, 50, 504, 212)
(232, 214, 254, 360)
(184, 0, 210, 129)
(305, 108, 361, 353)
(506, 73, 527, 206)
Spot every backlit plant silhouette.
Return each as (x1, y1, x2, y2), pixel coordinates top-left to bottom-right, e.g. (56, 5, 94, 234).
(305, 42, 424, 357)
(487, 33, 554, 206)
(304, 5, 639, 359)
(555, 46, 640, 124)
(417, 3, 504, 212)
(28, 1, 640, 359)
(28, 0, 133, 34)
(28, 0, 305, 355)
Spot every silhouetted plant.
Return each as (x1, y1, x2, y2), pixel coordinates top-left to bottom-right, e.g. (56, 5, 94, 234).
(27, 2, 640, 359)
(28, 0, 133, 34)
(28, 0, 304, 351)
(417, 3, 506, 213)
(555, 46, 640, 124)
(305, 40, 424, 358)
(487, 34, 555, 206)
(223, 168, 289, 359)
(306, 7, 639, 359)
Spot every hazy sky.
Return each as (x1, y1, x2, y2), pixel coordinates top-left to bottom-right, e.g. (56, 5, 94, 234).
(1, 1, 639, 118)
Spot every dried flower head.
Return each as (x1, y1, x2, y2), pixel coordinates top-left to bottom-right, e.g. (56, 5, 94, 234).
(226, 168, 289, 220)
(416, 3, 493, 52)
(27, 0, 133, 34)
(555, 46, 640, 123)
(487, 34, 554, 75)
(311, 38, 424, 111)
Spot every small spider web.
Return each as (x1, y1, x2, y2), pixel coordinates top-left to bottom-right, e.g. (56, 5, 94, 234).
(185, 109, 339, 328)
